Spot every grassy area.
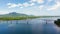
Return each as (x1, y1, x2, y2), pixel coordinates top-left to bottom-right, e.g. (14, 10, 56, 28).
(0, 16, 40, 20)
(0, 16, 60, 20)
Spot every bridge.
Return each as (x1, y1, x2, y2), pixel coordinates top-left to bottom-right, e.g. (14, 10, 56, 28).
(0, 18, 57, 24)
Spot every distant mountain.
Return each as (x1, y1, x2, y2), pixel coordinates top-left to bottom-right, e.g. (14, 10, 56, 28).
(7, 12, 28, 16)
(0, 12, 30, 17)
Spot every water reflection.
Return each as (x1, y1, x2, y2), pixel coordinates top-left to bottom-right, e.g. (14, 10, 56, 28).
(0, 18, 60, 34)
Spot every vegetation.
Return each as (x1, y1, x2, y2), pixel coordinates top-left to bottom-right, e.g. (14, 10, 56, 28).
(0, 16, 40, 20)
(0, 16, 60, 20)
(54, 19, 60, 27)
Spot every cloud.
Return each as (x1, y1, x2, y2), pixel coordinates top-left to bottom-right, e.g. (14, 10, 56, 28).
(30, 0, 44, 4)
(37, 0, 44, 3)
(7, 0, 44, 8)
(48, 0, 52, 2)
(7, 3, 23, 8)
(7, 3, 11, 5)
(17, 3, 23, 7)
(7, 3, 18, 8)
(7, 0, 60, 11)
(0, 11, 9, 14)
(7, 0, 45, 8)
(39, 5, 44, 10)
(47, 1, 60, 10)
(30, 3, 35, 6)
(38, 0, 60, 11)
(7, 2, 35, 8)
(30, 0, 36, 2)
(23, 2, 30, 7)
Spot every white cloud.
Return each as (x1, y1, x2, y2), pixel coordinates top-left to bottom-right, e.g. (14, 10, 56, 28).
(47, 1, 60, 10)
(7, 3, 18, 8)
(37, 0, 44, 4)
(30, 0, 36, 2)
(30, 0, 44, 4)
(20, 7, 23, 8)
(38, 0, 60, 11)
(48, 0, 52, 2)
(7, 0, 60, 11)
(7, 2, 36, 8)
(9, 4, 18, 8)
(0, 11, 9, 14)
(7, 3, 11, 5)
(23, 2, 30, 7)
(30, 3, 35, 6)
(7, 0, 45, 8)
(39, 5, 44, 10)
(17, 3, 23, 7)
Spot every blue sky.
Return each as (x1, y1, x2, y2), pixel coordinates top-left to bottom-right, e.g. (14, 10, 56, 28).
(0, 0, 60, 16)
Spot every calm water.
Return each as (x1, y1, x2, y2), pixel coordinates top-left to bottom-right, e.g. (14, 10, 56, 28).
(0, 17, 60, 34)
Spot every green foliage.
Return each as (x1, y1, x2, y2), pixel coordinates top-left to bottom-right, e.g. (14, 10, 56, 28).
(54, 19, 60, 27)
(0, 16, 40, 20)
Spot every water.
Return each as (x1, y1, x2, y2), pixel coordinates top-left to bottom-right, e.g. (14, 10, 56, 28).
(0, 17, 60, 34)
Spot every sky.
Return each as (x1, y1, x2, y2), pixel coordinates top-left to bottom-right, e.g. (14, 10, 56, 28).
(0, 0, 60, 16)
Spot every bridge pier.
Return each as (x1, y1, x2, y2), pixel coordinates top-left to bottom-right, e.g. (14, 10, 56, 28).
(16, 20, 18, 24)
(10, 20, 12, 24)
(26, 20, 29, 24)
(46, 20, 47, 24)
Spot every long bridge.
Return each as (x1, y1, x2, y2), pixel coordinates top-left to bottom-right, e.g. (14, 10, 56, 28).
(0, 18, 58, 24)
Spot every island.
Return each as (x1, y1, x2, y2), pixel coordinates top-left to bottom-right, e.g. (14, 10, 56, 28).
(54, 19, 60, 27)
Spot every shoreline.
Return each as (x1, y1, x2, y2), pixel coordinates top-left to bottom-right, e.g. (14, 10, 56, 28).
(0, 16, 40, 20)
